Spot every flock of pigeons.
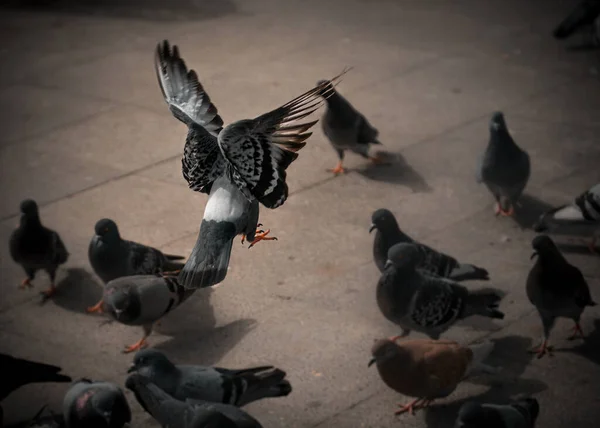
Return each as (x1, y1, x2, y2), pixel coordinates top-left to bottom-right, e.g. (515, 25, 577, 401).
(3, 30, 600, 428)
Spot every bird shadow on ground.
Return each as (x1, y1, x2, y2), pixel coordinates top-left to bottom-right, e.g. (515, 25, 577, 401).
(424, 335, 547, 428)
(354, 150, 433, 193)
(512, 193, 555, 230)
(48, 268, 103, 312)
(556, 318, 600, 366)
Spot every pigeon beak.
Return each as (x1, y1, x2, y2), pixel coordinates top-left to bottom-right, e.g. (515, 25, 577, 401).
(368, 357, 377, 367)
(127, 364, 137, 374)
(369, 224, 377, 234)
(384, 260, 393, 270)
(530, 251, 538, 260)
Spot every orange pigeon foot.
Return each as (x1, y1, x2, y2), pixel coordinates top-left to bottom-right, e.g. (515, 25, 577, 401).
(494, 203, 514, 217)
(394, 398, 431, 416)
(241, 224, 264, 245)
(368, 154, 388, 165)
(123, 337, 148, 354)
(161, 269, 181, 276)
(328, 162, 346, 175)
(567, 323, 585, 340)
(86, 299, 105, 314)
(19, 278, 33, 289)
(40, 285, 57, 299)
(248, 229, 278, 249)
(529, 341, 553, 359)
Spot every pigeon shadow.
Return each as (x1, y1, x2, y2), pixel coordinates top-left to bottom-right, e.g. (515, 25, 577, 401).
(565, 41, 600, 52)
(354, 150, 433, 193)
(512, 193, 555, 230)
(48, 268, 103, 313)
(154, 287, 217, 338)
(557, 318, 600, 366)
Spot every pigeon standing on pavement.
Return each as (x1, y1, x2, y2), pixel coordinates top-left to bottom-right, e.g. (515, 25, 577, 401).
(553, 0, 600, 46)
(102, 274, 196, 353)
(377, 243, 504, 340)
(534, 182, 600, 254)
(128, 349, 292, 406)
(370, 208, 489, 280)
(526, 235, 596, 358)
(87, 218, 186, 314)
(9, 199, 69, 298)
(63, 379, 131, 428)
(476, 112, 531, 217)
(316, 78, 384, 175)
(455, 397, 540, 428)
(155, 40, 347, 289)
(125, 373, 262, 428)
(369, 337, 497, 416)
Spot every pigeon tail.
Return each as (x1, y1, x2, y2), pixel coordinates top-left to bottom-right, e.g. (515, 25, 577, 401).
(449, 263, 490, 281)
(237, 368, 292, 406)
(462, 288, 505, 320)
(465, 340, 496, 377)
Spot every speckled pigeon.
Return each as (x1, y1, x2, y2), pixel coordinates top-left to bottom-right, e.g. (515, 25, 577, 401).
(125, 373, 262, 428)
(476, 112, 530, 217)
(526, 235, 596, 358)
(455, 397, 540, 428)
(377, 243, 504, 340)
(128, 349, 291, 407)
(370, 208, 489, 280)
(534, 182, 600, 254)
(63, 379, 131, 428)
(155, 40, 346, 289)
(87, 218, 185, 314)
(9, 199, 69, 298)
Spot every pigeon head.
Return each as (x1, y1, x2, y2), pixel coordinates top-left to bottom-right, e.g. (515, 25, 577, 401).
(128, 349, 175, 375)
(530, 234, 560, 260)
(489, 111, 507, 132)
(105, 283, 140, 323)
(370, 208, 400, 234)
(88, 387, 131, 428)
(455, 402, 486, 427)
(94, 219, 121, 241)
(385, 243, 421, 270)
(368, 338, 405, 367)
(20, 199, 39, 216)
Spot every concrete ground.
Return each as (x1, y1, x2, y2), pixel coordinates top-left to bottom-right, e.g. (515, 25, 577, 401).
(1, 0, 600, 426)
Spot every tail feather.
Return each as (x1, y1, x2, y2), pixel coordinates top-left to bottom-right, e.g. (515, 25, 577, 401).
(465, 340, 496, 377)
(450, 263, 490, 281)
(178, 220, 235, 289)
(237, 368, 292, 406)
(462, 288, 505, 320)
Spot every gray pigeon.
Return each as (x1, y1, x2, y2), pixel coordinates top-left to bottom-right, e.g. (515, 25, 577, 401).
(125, 373, 262, 428)
(102, 274, 196, 353)
(62, 379, 131, 428)
(476, 111, 530, 217)
(9, 199, 69, 298)
(370, 208, 489, 280)
(128, 349, 291, 407)
(455, 397, 540, 428)
(534, 182, 600, 254)
(526, 235, 596, 358)
(87, 218, 186, 314)
(316, 78, 383, 175)
(154, 40, 346, 289)
(377, 243, 504, 339)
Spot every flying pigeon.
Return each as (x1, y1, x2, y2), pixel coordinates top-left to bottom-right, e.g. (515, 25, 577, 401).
(370, 208, 489, 280)
(377, 243, 504, 340)
(534, 182, 600, 254)
(125, 373, 262, 428)
(455, 397, 540, 428)
(369, 337, 497, 416)
(553, 0, 600, 45)
(9, 199, 69, 298)
(316, 78, 384, 175)
(154, 40, 347, 289)
(103, 273, 196, 353)
(87, 218, 186, 314)
(63, 379, 131, 428)
(476, 112, 530, 217)
(0, 353, 72, 402)
(128, 349, 291, 406)
(526, 235, 596, 358)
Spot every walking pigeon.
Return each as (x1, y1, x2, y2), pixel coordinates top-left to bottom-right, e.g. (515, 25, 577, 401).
(476, 112, 530, 217)
(103, 274, 196, 353)
(377, 243, 504, 340)
(370, 208, 489, 280)
(526, 235, 596, 358)
(455, 397, 540, 428)
(369, 337, 497, 416)
(534, 182, 600, 254)
(553, 0, 600, 46)
(9, 199, 69, 298)
(154, 40, 347, 289)
(87, 218, 186, 314)
(63, 379, 131, 428)
(128, 349, 292, 406)
(0, 353, 71, 401)
(125, 373, 262, 428)
(316, 78, 384, 175)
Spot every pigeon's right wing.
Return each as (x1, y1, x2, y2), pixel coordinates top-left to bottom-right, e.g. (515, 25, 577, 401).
(410, 276, 464, 329)
(50, 230, 69, 265)
(126, 241, 165, 275)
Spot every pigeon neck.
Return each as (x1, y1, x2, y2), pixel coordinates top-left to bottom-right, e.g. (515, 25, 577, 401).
(21, 214, 42, 229)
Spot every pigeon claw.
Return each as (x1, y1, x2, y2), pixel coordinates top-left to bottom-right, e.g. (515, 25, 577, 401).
(328, 162, 346, 175)
(494, 203, 514, 217)
(19, 278, 33, 289)
(40, 285, 56, 299)
(529, 341, 553, 359)
(123, 337, 148, 354)
(86, 300, 105, 314)
(394, 398, 431, 416)
(248, 229, 278, 249)
(241, 224, 263, 245)
(567, 323, 585, 340)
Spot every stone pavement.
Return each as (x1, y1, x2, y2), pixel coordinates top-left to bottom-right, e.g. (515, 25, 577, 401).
(1, 0, 599, 426)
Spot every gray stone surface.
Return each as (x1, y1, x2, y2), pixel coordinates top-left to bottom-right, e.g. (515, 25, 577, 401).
(1, 0, 599, 427)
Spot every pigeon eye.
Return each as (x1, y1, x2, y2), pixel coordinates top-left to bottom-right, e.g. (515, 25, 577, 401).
(104, 228, 109, 233)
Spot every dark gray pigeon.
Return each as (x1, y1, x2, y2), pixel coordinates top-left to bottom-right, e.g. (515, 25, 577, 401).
(534, 182, 600, 254)
(154, 40, 346, 289)
(87, 218, 185, 314)
(102, 274, 196, 353)
(377, 243, 505, 339)
(0, 353, 72, 402)
(553, 0, 600, 46)
(9, 199, 69, 298)
(63, 379, 131, 428)
(455, 397, 540, 428)
(370, 208, 489, 280)
(128, 349, 291, 407)
(316, 78, 384, 175)
(526, 235, 596, 358)
(476, 112, 530, 217)
(125, 373, 262, 428)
